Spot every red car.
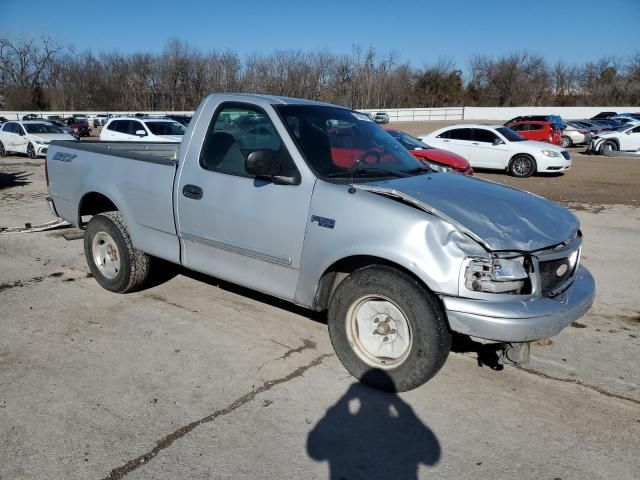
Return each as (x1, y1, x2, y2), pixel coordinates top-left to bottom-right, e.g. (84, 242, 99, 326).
(508, 121, 562, 145)
(385, 128, 473, 175)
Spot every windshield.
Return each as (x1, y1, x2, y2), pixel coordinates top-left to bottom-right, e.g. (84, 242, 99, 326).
(276, 105, 425, 180)
(496, 127, 527, 142)
(24, 123, 63, 134)
(144, 121, 186, 136)
(387, 130, 432, 150)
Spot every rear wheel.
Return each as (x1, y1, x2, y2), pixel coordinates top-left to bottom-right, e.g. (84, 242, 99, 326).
(84, 211, 150, 293)
(327, 265, 452, 392)
(509, 154, 536, 178)
(561, 136, 573, 148)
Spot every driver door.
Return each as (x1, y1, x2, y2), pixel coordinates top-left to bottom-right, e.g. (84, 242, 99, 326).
(619, 125, 640, 150)
(176, 103, 314, 301)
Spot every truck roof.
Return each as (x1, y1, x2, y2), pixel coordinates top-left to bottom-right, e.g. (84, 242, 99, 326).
(207, 93, 342, 109)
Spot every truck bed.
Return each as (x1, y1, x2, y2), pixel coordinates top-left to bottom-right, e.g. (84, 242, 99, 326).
(51, 140, 179, 165)
(47, 140, 181, 264)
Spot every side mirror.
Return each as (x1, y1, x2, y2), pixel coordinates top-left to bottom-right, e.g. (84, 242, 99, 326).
(245, 149, 299, 185)
(493, 138, 505, 146)
(135, 129, 147, 136)
(245, 149, 279, 176)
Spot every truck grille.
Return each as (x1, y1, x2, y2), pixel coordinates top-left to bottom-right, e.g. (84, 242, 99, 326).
(539, 256, 576, 296)
(561, 150, 571, 160)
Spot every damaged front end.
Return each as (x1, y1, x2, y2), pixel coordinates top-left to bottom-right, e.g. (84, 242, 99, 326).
(355, 174, 595, 344)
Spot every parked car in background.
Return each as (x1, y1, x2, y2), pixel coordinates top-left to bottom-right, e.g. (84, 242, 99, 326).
(571, 119, 615, 134)
(0, 116, 8, 124)
(166, 114, 192, 126)
(591, 111, 617, 119)
(22, 113, 42, 121)
(504, 115, 566, 130)
(562, 122, 592, 147)
(587, 123, 640, 154)
(421, 125, 571, 177)
(0, 120, 76, 158)
(373, 112, 389, 124)
(385, 128, 472, 174)
(93, 114, 110, 127)
(47, 92, 595, 392)
(100, 117, 186, 142)
(47, 119, 78, 139)
(66, 117, 91, 137)
(609, 115, 640, 126)
(509, 121, 562, 145)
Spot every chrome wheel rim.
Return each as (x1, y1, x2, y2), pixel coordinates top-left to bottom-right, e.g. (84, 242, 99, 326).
(561, 137, 571, 148)
(512, 157, 532, 176)
(345, 295, 413, 369)
(92, 231, 121, 279)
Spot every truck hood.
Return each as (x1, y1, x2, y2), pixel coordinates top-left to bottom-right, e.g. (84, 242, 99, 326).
(357, 173, 579, 252)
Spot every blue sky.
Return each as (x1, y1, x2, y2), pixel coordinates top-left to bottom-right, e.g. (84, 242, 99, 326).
(2, 0, 639, 68)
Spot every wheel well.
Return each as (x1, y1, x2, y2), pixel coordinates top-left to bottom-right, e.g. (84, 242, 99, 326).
(601, 138, 619, 149)
(78, 192, 118, 227)
(312, 255, 432, 312)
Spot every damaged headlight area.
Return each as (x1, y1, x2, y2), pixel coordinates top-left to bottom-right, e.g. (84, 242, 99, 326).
(465, 255, 531, 294)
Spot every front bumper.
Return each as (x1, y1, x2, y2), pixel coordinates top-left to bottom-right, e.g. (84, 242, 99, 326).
(441, 265, 595, 342)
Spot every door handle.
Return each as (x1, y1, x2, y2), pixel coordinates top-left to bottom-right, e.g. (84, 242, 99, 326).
(182, 184, 203, 200)
(442, 140, 450, 142)
(472, 142, 479, 145)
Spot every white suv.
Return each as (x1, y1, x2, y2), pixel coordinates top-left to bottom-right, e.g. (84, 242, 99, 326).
(587, 123, 640, 154)
(421, 124, 571, 177)
(100, 117, 186, 142)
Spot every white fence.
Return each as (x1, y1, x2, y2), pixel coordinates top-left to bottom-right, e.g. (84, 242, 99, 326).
(1, 106, 637, 123)
(358, 107, 464, 122)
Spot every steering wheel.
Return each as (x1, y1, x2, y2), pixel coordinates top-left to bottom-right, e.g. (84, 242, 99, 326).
(357, 149, 381, 165)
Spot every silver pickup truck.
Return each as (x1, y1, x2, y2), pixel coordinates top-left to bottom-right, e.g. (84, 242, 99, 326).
(47, 93, 595, 392)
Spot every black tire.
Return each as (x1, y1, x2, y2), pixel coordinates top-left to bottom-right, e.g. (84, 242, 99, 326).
(27, 142, 36, 159)
(600, 141, 617, 153)
(327, 265, 451, 392)
(0, 141, 5, 157)
(508, 154, 536, 178)
(84, 211, 150, 293)
(561, 136, 573, 148)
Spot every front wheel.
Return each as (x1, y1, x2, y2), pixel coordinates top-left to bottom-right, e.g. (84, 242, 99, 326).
(84, 211, 150, 293)
(328, 265, 452, 392)
(600, 141, 617, 153)
(509, 154, 536, 178)
(27, 143, 36, 159)
(0, 141, 6, 157)
(561, 136, 573, 148)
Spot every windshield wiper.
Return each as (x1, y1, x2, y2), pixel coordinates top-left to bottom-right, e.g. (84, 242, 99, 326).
(325, 165, 412, 179)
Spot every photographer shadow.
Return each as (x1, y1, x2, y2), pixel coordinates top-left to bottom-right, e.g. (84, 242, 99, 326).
(307, 370, 441, 480)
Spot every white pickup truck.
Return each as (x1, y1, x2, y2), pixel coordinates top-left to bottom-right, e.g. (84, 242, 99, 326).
(46, 93, 595, 392)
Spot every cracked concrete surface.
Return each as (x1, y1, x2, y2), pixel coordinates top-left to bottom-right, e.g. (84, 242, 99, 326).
(1, 152, 639, 479)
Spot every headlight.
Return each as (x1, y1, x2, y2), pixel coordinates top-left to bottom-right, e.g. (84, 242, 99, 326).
(33, 139, 48, 145)
(465, 256, 529, 294)
(422, 160, 451, 173)
(541, 150, 561, 157)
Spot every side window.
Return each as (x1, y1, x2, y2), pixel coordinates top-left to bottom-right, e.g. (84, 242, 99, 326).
(529, 124, 544, 131)
(631, 126, 640, 133)
(511, 124, 527, 132)
(128, 121, 145, 135)
(436, 130, 450, 139)
(200, 104, 297, 178)
(473, 129, 498, 143)
(108, 120, 122, 132)
(3, 123, 15, 133)
(448, 128, 472, 141)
